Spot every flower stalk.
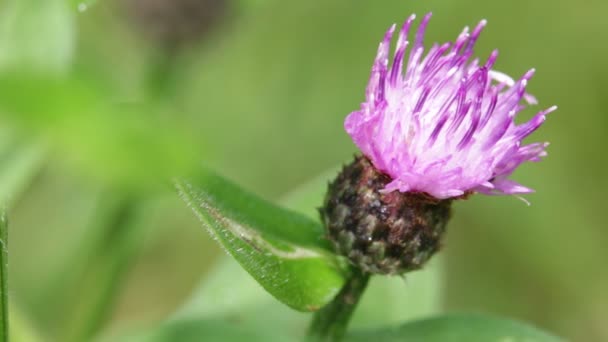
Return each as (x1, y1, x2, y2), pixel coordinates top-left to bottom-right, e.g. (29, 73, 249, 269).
(307, 268, 370, 341)
(310, 11, 556, 341)
(0, 210, 8, 342)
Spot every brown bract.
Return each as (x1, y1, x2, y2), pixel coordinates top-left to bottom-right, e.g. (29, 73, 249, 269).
(321, 155, 455, 275)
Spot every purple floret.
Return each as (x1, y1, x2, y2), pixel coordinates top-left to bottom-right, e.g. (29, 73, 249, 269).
(345, 13, 556, 199)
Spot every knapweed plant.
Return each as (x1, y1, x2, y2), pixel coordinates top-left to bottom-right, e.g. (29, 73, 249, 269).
(0, 6, 565, 342)
(174, 13, 560, 342)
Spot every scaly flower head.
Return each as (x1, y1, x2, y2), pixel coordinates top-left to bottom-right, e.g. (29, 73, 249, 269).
(345, 13, 556, 199)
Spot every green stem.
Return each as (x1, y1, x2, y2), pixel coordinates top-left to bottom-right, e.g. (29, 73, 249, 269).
(307, 268, 370, 341)
(0, 210, 8, 341)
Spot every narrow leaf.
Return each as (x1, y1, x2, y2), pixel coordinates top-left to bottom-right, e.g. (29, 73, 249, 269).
(0, 209, 8, 341)
(151, 166, 445, 341)
(347, 313, 563, 342)
(175, 170, 348, 311)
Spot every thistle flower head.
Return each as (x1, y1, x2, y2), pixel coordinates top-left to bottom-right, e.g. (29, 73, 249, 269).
(345, 13, 556, 199)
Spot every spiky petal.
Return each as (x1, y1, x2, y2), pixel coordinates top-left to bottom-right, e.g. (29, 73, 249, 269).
(345, 13, 556, 199)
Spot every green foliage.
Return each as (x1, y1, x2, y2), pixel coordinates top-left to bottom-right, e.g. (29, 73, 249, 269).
(0, 133, 44, 207)
(0, 0, 74, 73)
(110, 319, 293, 342)
(348, 314, 563, 342)
(0, 72, 202, 191)
(58, 194, 147, 342)
(112, 314, 562, 342)
(169, 171, 444, 339)
(170, 256, 310, 337)
(9, 306, 43, 342)
(0, 0, 202, 191)
(175, 170, 349, 312)
(171, 253, 435, 337)
(112, 163, 561, 341)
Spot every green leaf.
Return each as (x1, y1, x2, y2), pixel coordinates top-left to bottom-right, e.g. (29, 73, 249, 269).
(0, 133, 45, 207)
(56, 194, 148, 342)
(10, 304, 44, 342)
(347, 313, 563, 342)
(138, 167, 445, 341)
(105, 318, 293, 342)
(173, 256, 309, 336)
(174, 170, 348, 312)
(351, 259, 442, 329)
(0, 73, 201, 190)
(0, 0, 75, 73)
(175, 167, 442, 328)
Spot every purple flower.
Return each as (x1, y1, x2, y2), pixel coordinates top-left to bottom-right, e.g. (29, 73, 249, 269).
(345, 13, 556, 199)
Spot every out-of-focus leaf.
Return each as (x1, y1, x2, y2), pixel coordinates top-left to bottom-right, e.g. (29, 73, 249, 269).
(10, 304, 43, 342)
(173, 256, 308, 336)
(0, 0, 74, 73)
(57, 194, 147, 342)
(106, 318, 293, 342)
(282, 167, 444, 327)
(351, 260, 442, 329)
(0, 73, 201, 190)
(175, 170, 349, 312)
(347, 313, 563, 342)
(281, 167, 339, 219)
(0, 137, 44, 207)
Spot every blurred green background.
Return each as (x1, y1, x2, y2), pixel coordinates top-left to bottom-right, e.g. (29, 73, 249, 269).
(1, 0, 606, 341)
